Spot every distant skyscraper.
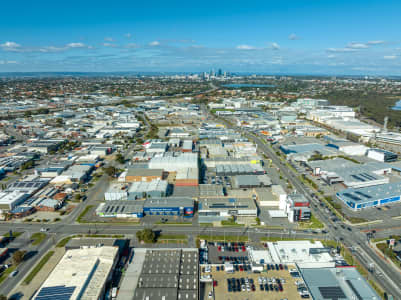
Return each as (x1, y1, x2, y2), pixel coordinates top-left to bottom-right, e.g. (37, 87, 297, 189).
(217, 69, 222, 77)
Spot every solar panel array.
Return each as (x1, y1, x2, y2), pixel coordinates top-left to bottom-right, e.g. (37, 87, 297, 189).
(318, 286, 346, 299)
(35, 285, 76, 300)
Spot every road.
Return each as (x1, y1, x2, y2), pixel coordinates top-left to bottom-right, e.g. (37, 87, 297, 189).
(227, 124, 401, 298)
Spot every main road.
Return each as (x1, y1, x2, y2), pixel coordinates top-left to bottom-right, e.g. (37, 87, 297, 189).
(211, 112, 401, 298)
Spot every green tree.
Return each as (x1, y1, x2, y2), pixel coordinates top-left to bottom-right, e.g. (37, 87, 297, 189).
(0, 294, 8, 300)
(116, 153, 125, 164)
(103, 166, 118, 177)
(13, 250, 27, 265)
(136, 229, 156, 243)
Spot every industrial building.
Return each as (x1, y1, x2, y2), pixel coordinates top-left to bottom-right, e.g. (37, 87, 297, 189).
(198, 197, 257, 222)
(96, 201, 144, 218)
(117, 249, 198, 300)
(148, 152, 198, 172)
(285, 194, 311, 222)
(233, 174, 272, 188)
(300, 267, 380, 300)
(336, 181, 401, 211)
(367, 148, 398, 162)
(307, 158, 391, 188)
(128, 180, 169, 199)
(280, 143, 338, 161)
(125, 168, 164, 182)
(198, 184, 224, 197)
(0, 191, 29, 210)
(215, 163, 265, 176)
(175, 168, 199, 187)
(33, 246, 118, 300)
(249, 240, 334, 267)
(104, 183, 128, 201)
(143, 197, 194, 217)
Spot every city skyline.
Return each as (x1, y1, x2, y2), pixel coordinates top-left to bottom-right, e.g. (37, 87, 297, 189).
(1, 0, 401, 74)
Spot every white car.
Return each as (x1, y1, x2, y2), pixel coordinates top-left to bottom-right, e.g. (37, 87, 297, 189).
(208, 291, 213, 299)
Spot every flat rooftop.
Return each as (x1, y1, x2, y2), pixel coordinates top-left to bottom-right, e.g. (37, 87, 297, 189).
(300, 267, 380, 300)
(34, 246, 118, 300)
(118, 248, 199, 300)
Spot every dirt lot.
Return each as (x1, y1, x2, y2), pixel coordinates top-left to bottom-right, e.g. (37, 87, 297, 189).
(201, 265, 303, 300)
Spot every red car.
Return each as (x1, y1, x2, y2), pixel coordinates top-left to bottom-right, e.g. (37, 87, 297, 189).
(217, 246, 221, 252)
(213, 280, 218, 287)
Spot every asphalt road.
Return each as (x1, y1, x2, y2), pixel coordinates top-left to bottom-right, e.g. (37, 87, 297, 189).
(241, 129, 401, 298)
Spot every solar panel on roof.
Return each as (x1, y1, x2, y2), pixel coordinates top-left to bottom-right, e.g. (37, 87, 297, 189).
(36, 285, 76, 300)
(318, 286, 346, 299)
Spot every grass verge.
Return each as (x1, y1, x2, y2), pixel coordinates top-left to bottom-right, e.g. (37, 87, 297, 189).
(0, 266, 16, 284)
(31, 232, 47, 246)
(23, 251, 55, 285)
(298, 214, 325, 229)
(4, 231, 22, 238)
(77, 205, 94, 223)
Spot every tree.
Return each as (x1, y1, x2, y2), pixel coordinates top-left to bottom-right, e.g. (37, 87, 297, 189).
(75, 194, 81, 201)
(136, 229, 156, 243)
(116, 153, 125, 164)
(0, 294, 7, 300)
(103, 166, 118, 177)
(13, 250, 26, 265)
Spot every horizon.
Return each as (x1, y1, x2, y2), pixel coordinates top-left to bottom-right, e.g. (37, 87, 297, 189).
(1, 0, 401, 75)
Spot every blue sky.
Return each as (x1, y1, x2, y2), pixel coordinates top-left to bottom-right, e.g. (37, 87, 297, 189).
(1, 0, 401, 74)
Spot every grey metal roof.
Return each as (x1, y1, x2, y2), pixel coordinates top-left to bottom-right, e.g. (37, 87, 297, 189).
(300, 267, 380, 300)
(337, 181, 401, 204)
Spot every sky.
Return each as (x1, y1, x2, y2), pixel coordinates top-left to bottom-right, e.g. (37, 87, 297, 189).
(1, 0, 401, 75)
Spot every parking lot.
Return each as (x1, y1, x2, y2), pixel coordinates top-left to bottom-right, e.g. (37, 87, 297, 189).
(206, 242, 249, 265)
(201, 264, 304, 300)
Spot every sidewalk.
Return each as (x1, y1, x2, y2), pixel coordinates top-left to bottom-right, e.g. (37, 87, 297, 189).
(9, 248, 65, 299)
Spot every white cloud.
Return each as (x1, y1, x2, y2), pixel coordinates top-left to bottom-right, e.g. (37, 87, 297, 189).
(327, 54, 336, 58)
(66, 42, 86, 48)
(103, 43, 117, 47)
(327, 47, 358, 53)
(125, 43, 139, 49)
(288, 33, 300, 40)
(0, 60, 17, 64)
(125, 33, 132, 38)
(384, 55, 397, 60)
(271, 42, 280, 50)
(104, 37, 114, 42)
(0, 41, 21, 51)
(348, 42, 369, 49)
(368, 40, 385, 45)
(236, 44, 256, 50)
(149, 41, 160, 46)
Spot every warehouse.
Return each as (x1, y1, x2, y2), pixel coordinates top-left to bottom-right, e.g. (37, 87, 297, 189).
(175, 168, 199, 187)
(125, 168, 163, 182)
(0, 191, 29, 210)
(307, 158, 390, 188)
(198, 197, 257, 222)
(198, 184, 224, 197)
(215, 163, 265, 176)
(182, 140, 193, 152)
(300, 267, 379, 299)
(367, 148, 398, 162)
(204, 156, 261, 168)
(33, 246, 118, 300)
(117, 249, 198, 300)
(337, 181, 401, 211)
(6, 179, 48, 195)
(233, 174, 272, 188)
(128, 180, 169, 199)
(326, 139, 368, 156)
(104, 183, 128, 201)
(148, 152, 198, 172)
(143, 197, 194, 217)
(96, 201, 144, 218)
(280, 143, 338, 161)
(145, 142, 168, 154)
